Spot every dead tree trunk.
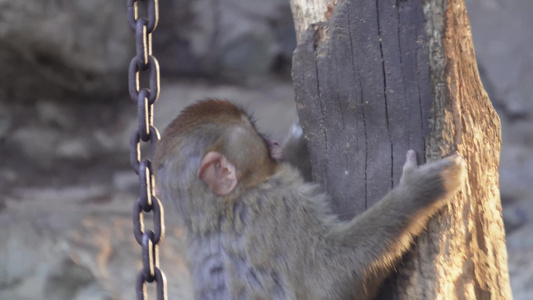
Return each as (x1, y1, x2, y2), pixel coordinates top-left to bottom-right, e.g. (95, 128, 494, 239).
(289, 0, 512, 298)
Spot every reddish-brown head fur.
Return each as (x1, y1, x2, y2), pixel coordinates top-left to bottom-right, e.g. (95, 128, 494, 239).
(154, 99, 279, 193)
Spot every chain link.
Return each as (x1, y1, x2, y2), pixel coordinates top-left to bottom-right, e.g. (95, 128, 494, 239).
(127, 1, 167, 299)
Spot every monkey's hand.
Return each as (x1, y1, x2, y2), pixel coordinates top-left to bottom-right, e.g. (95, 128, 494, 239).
(326, 151, 465, 296)
(399, 150, 466, 208)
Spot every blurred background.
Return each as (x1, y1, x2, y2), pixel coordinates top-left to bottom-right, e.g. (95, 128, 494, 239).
(0, 0, 531, 299)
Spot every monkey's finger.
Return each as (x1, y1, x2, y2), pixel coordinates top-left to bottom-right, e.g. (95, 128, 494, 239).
(403, 149, 418, 171)
(449, 151, 460, 158)
(419, 152, 464, 179)
(442, 152, 465, 172)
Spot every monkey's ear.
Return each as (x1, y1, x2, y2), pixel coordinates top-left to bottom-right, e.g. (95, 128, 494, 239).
(198, 151, 238, 196)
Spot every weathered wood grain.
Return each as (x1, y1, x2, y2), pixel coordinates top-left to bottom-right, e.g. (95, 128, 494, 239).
(290, 0, 512, 298)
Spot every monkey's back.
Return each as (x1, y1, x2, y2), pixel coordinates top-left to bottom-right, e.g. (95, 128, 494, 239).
(186, 165, 341, 300)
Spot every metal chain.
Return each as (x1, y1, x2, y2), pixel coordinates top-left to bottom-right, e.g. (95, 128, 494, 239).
(127, 1, 167, 299)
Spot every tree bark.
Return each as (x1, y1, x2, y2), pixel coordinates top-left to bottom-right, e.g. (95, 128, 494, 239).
(289, 0, 512, 298)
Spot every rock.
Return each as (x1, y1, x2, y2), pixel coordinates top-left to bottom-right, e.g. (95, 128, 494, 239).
(499, 144, 533, 203)
(0, 168, 17, 191)
(502, 202, 529, 234)
(154, 0, 201, 76)
(172, 0, 294, 78)
(0, 168, 17, 182)
(506, 223, 533, 300)
(43, 259, 100, 300)
(272, 9, 298, 69)
(0, 0, 297, 102)
(10, 127, 62, 167)
(216, 31, 276, 79)
(0, 103, 12, 140)
(0, 0, 133, 101)
(466, 0, 533, 113)
(10, 126, 97, 165)
(0, 187, 193, 299)
(93, 129, 123, 153)
(36, 100, 75, 129)
(112, 171, 138, 192)
(56, 138, 94, 161)
(71, 283, 114, 300)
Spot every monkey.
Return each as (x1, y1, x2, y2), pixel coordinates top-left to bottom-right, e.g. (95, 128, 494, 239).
(154, 99, 465, 300)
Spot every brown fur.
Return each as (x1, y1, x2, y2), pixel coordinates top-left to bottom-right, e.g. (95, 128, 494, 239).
(154, 100, 465, 300)
(155, 99, 278, 189)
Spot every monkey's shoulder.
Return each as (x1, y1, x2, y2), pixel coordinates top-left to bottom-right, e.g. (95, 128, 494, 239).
(253, 164, 325, 207)
(237, 164, 336, 231)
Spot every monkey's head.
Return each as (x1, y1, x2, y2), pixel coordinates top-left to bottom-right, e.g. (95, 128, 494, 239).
(154, 100, 280, 221)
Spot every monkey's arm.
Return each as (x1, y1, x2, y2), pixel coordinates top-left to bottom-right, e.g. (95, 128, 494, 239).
(326, 150, 465, 282)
